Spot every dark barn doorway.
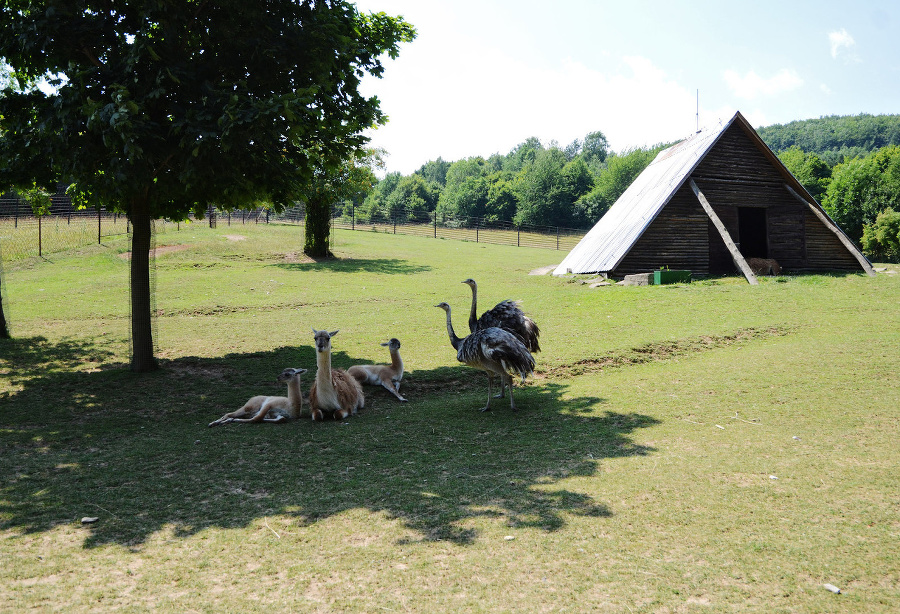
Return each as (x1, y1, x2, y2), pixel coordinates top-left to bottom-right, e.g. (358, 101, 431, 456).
(738, 207, 768, 258)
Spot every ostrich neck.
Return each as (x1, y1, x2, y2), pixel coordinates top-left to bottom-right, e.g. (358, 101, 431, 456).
(444, 309, 461, 350)
(286, 376, 303, 418)
(315, 350, 335, 393)
(468, 285, 479, 330)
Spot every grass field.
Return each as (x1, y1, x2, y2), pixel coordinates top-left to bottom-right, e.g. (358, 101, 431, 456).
(1, 224, 898, 612)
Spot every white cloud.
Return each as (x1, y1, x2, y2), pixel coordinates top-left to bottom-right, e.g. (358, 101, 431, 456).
(723, 69, 804, 100)
(829, 28, 860, 62)
(364, 50, 719, 174)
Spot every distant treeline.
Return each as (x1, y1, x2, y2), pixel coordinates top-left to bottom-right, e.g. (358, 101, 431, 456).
(351, 132, 668, 232)
(759, 113, 900, 167)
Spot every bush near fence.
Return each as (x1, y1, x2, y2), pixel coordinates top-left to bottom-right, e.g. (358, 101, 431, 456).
(1, 196, 587, 263)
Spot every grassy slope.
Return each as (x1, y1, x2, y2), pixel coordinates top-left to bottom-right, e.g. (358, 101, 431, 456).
(1, 224, 898, 613)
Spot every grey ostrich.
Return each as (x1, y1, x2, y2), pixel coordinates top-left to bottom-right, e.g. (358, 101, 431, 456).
(461, 278, 541, 353)
(435, 301, 535, 412)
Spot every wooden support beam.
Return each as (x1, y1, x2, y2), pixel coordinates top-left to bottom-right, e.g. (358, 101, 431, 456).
(689, 179, 758, 285)
(783, 184, 876, 276)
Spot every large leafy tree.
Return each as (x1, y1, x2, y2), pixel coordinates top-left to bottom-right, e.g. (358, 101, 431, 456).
(0, 0, 415, 371)
(777, 146, 832, 203)
(823, 146, 900, 244)
(301, 146, 384, 256)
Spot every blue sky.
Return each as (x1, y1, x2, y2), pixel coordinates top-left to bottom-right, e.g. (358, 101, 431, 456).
(353, 0, 900, 175)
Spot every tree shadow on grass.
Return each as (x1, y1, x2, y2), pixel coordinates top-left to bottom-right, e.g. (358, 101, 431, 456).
(1, 338, 658, 548)
(273, 257, 432, 275)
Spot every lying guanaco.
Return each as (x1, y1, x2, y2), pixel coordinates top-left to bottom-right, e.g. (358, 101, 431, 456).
(348, 338, 407, 402)
(209, 367, 307, 426)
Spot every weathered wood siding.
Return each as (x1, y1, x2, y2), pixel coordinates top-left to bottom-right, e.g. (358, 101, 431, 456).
(802, 208, 863, 271)
(612, 121, 864, 277)
(613, 190, 709, 276)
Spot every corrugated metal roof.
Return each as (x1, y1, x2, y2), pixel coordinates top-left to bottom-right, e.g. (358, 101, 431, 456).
(553, 114, 738, 275)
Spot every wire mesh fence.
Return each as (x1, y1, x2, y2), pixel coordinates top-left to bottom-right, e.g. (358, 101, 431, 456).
(331, 206, 587, 251)
(1, 196, 587, 264)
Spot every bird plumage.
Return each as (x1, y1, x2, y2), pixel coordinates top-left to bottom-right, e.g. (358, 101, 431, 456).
(436, 301, 534, 411)
(462, 278, 541, 353)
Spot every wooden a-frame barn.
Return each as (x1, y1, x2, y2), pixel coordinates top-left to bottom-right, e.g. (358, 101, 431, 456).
(554, 111, 874, 284)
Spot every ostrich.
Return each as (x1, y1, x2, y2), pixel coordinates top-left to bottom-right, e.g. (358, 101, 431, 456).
(462, 278, 541, 353)
(435, 302, 534, 412)
(309, 329, 365, 421)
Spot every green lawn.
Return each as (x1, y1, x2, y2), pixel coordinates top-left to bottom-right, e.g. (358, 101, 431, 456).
(2, 224, 898, 612)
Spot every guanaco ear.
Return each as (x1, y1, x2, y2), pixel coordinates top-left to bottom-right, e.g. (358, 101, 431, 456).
(329, 330, 339, 337)
(311, 328, 319, 335)
(295, 368, 307, 374)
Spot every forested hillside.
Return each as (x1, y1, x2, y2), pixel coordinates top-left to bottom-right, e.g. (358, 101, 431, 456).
(759, 114, 900, 166)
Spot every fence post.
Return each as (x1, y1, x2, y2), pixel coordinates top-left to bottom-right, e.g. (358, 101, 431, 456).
(517, 225, 520, 247)
(434, 214, 437, 238)
(39, 215, 42, 257)
(351, 203, 355, 231)
(556, 227, 559, 250)
(98, 209, 102, 244)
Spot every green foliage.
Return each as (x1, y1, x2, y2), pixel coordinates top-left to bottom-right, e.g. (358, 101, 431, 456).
(503, 137, 544, 173)
(436, 157, 488, 219)
(823, 145, 900, 243)
(574, 146, 661, 225)
(777, 146, 831, 203)
(861, 208, 900, 263)
(17, 182, 52, 216)
(759, 114, 900, 166)
(416, 157, 451, 187)
(0, 1, 416, 218)
(386, 174, 438, 222)
(358, 171, 402, 221)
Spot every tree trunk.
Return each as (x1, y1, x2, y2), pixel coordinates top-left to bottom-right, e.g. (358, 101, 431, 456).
(304, 197, 332, 258)
(0, 271, 10, 339)
(129, 198, 159, 372)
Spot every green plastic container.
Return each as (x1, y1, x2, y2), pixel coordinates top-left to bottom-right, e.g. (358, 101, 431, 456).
(653, 270, 691, 285)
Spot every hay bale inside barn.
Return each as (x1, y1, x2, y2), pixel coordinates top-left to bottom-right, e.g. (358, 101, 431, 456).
(554, 111, 874, 283)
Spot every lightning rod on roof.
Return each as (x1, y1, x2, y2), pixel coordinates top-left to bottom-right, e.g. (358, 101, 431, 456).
(696, 90, 700, 133)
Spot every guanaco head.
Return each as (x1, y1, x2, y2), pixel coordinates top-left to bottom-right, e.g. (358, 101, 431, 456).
(312, 328, 339, 353)
(276, 367, 307, 383)
(381, 338, 401, 350)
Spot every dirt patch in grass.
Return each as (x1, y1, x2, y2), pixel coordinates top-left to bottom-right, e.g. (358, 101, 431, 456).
(224, 234, 246, 241)
(118, 244, 192, 260)
(528, 265, 558, 275)
(283, 251, 315, 264)
(536, 326, 793, 379)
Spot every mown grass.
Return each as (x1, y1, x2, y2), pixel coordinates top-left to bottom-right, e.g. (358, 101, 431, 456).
(1, 223, 898, 612)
